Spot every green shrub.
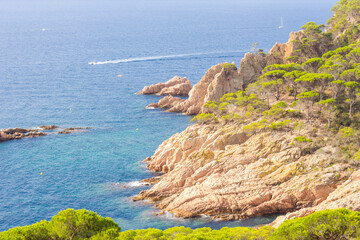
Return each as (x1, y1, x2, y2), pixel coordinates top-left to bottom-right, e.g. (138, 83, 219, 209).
(191, 113, 217, 124)
(339, 126, 355, 138)
(222, 63, 237, 70)
(243, 119, 269, 133)
(268, 120, 292, 131)
(203, 101, 219, 111)
(271, 209, 360, 240)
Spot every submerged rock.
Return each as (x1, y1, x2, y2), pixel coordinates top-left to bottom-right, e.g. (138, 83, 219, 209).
(40, 125, 58, 130)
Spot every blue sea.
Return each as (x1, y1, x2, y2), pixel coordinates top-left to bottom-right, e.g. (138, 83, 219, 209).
(0, 0, 337, 231)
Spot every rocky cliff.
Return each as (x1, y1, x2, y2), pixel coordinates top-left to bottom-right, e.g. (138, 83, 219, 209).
(134, 18, 355, 225)
(135, 122, 357, 221)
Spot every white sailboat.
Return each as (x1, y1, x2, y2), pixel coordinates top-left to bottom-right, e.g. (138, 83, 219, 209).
(279, 17, 284, 29)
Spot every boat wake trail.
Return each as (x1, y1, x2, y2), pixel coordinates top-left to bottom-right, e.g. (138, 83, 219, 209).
(88, 50, 246, 65)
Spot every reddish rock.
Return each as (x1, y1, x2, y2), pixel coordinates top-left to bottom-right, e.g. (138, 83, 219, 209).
(137, 76, 191, 96)
(134, 123, 354, 220)
(25, 131, 47, 138)
(146, 96, 185, 110)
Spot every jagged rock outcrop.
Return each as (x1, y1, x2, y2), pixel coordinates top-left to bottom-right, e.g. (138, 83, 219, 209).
(137, 76, 191, 96)
(237, 53, 267, 89)
(146, 96, 185, 109)
(148, 63, 245, 115)
(0, 126, 91, 142)
(271, 168, 360, 227)
(266, 31, 307, 64)
(134, 122, 357, 221)
(0, 128, 46, 141)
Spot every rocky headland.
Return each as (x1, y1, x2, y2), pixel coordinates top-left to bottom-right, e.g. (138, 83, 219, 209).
(144, 28, 331, 116)
(134, 121, 358, 223)
(135, 13, 360, 227)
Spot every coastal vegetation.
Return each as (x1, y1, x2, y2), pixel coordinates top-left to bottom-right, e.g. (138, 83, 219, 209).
(2, 208, 360, 240)
(192, 38, 360, 160)
(3, 0, 360, 238)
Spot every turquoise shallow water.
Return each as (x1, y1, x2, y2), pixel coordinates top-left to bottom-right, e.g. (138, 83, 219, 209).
(0, 0, 336, 231)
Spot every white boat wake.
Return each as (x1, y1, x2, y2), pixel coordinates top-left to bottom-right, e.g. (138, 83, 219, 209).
(88, 50, 246, 65)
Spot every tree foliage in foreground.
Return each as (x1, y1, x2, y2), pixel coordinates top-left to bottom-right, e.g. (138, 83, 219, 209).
(0, 209, 121, 240)
(2, 209, 360, 240)
(271, 208, 360, 240)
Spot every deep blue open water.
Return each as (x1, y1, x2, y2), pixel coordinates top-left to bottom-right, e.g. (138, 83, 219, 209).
(0, 0, 336, 231)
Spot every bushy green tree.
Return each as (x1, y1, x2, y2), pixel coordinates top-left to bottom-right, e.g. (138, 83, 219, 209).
(191, 113, 217, 124)
(319, 54, 348, 79)
(48, 209, 120, 240)
(284, 70, 306, 101)
(259, 70, 287, 102)
(243, 119, 269, 134)
(271, 209, 360, 240)
(317, 98, 337, 127)
(297, 91, 319, 122)
(296, 73, 333, 101)
(263, 63, 301, 73)
(268, 120, 292, 131)
(346, 47, 360, 63)
(292, 136, 313, 156)
(263, 101, 288, 120)
(343, 81, 360, 117)
(330, 80, 346, 99)
(302, 58, 324, 73)
(203, 101, 219, 113)
(301, 22, 325, 39)
(0, 220, 50, 240)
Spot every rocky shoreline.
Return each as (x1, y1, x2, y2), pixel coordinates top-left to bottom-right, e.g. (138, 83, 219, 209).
(0, 125, 91, 142)
(133, 25, 360, 227)
(134, 122, 359, 223)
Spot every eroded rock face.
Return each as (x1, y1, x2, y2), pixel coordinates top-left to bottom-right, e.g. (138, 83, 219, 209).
(135, 123, 355, 220)
(146, 96, 185, 110)
(237, 53, 267, 89)
(137, 76, 191, 96)
(271, 169, 360, 228)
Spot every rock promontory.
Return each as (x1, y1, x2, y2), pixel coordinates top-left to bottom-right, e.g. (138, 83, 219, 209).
(137, 76, 191, 96)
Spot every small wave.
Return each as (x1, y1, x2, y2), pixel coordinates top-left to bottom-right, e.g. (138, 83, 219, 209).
(112, 181, 149, 189)
(88, 50, 246, 65)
